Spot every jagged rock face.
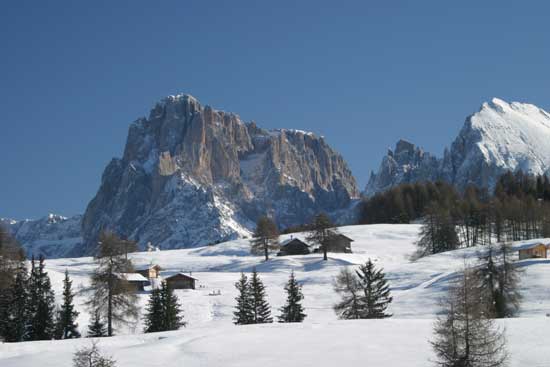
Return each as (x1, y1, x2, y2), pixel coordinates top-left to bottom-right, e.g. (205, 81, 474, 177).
(1, 214, 83, 258)
(364, 139, 440, 196)
(366, 98, 550, 195)
(81, 94, 358, 253)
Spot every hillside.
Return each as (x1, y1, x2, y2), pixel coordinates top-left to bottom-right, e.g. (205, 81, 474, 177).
(2, 224, 550, 366)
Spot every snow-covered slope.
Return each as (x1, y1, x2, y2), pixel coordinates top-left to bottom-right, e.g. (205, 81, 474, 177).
(2, 224, 550, 366)
(366, 98, 550, 194)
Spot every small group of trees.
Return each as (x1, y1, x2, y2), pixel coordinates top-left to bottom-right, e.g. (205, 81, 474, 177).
(143, 281, 185, 333)
(0, 252, 80, 342)
(252, 213, 340, 262)
(333, 259, 392, 319)
(234, 269, 306, 324)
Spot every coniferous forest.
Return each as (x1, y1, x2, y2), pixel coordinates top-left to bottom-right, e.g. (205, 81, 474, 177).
(359, 171, 550, 255)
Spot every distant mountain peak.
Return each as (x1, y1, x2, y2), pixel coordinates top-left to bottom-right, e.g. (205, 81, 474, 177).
(366, 98, 550, 195)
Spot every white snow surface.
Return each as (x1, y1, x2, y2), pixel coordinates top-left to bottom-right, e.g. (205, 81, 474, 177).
(2, 224, 550, 366)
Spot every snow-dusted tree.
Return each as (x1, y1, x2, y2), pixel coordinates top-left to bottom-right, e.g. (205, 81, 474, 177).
(356, 259, 393, 318)
(27, 255, 56, 340)
(143, 287, 164, 333)
(251, 216, 280, 261)
(160, 281, 185, 330)
(55, 269, 80, 339)
(250, 268, 273, 323)
(88, 309, 107, 337)
(85, 231, 138, 337)
(307, 213, 338, 261)
(278, 271, 306, 323)
(333, 268, 363, 319)
(73, 340, 116, 367)
(233, 273, 253, 325)
(431, 268, 508, 367)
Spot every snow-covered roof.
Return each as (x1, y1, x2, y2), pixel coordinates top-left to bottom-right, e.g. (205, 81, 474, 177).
(280, 238, 309, 247)
(117, 273, 149, 282)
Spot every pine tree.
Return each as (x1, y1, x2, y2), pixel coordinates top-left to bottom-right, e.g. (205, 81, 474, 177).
(85, 231, 138, 336)
(27, 255, 56, 340)
(251, 216, 280, 261)
(55, 269, 80, 339)
(249, 268, 273, 323)
(88, 309, 107, 337)
(233, 273, 253, 325)
(431, 268, 508, 367)
(333, 268, 363, 319)
(278, 271, 306, 323)
(143, 287, 164, 333)
(3, 262, 29, 342)
(161, 281, 185, 330)
(355, 259, 392, 319)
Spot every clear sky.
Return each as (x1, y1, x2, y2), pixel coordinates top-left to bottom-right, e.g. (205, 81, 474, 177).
(1, 0, 549, 220)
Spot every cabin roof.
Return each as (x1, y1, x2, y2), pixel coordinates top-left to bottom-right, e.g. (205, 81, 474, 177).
(117, 273, 149, 282)
(517, 242, 550, 251)
(334, 233, 354, 242)
(280, 237, 309, 247)
(161, 271, 198, 281)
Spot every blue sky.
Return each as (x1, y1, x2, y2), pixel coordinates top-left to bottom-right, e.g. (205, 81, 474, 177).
(1, 1, 549, 220)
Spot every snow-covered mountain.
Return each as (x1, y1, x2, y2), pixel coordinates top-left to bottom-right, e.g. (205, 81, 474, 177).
(80, 94, 359, 254)
(1, 214, 83, 258)
(366, 98, 550, 195)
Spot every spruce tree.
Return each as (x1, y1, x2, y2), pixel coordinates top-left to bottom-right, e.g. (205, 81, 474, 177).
(355, 259, 392, 318)
(333, 268, 362, 319)
(88, 309, 107, 337)
(249, 268, 273, 323)
(233, 273, 253, 325)
(161, 281, 185, 330)
(143, 287, 164, 333)
(3, 263, 29, 342)
(27, 255, 56, 340)
(55, 269, 80, 339)
(278, 271, 306, 323)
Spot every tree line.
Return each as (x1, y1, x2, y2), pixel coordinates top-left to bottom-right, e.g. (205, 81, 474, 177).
(358, 171, 550, 256)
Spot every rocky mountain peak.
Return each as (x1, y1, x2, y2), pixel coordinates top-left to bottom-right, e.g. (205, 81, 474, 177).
(366, 97, 550, 196)
(81, 94, 359, 254)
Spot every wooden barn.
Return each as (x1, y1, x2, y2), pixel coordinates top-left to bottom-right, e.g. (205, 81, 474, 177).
(277, 237, 310, 256)
(135, 263, 162, 280)
(327, 234, 354, 253)
(163, 272, 197, 290)
(518, 243, 550, 260)
(117, 273, 149, 292)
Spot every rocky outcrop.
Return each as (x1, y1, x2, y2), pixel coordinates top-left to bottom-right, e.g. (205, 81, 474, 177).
(366, 98, 550, 195)
(81, 94, 359, 253)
